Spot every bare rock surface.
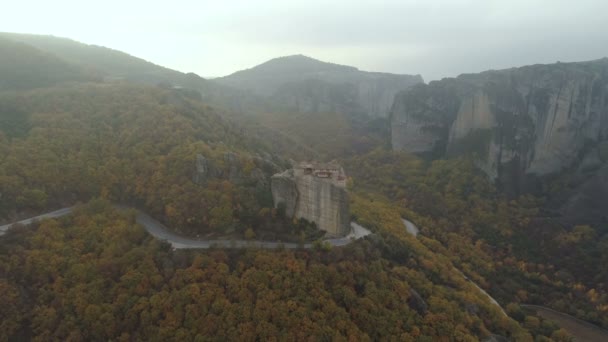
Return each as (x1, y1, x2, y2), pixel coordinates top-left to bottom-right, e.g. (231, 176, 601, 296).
(391, 58, 608, 186)
(271, 162, 350, 237)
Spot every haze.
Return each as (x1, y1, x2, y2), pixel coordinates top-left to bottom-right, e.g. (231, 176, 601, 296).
(5, 0, 608, 80)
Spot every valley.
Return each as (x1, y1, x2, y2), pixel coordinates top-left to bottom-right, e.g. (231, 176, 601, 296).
(0, 29, 607, 341)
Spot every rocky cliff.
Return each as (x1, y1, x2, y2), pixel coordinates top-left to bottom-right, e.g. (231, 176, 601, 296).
(214, 55, 423, 118)
(391, 59, 608, 188)
(270, 163, 350, 237)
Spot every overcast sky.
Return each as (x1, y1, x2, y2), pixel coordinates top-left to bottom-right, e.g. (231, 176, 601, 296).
(4, 0, 608, 81)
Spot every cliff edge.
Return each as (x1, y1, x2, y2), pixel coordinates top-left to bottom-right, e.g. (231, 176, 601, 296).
(391, 58, 608, 190)
(271, 162, 350, 237)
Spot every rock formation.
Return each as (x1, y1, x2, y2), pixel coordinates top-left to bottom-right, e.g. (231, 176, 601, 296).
(214, 55, 423, 118)
(271, 162, 350, 237)
(193, 152, 279, 190)
(391, 58, 608, 189)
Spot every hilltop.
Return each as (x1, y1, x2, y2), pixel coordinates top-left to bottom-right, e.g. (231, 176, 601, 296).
(214, 54, 423, 118)
(0, 36, 93, 90)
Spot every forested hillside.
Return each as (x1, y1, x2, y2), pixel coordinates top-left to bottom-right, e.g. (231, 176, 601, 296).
(0, 33, 272, 117)
(2, 199, 556, 341)
(344, 150, 608, 331)
(0, 37, 93, 90)
(0, 83, 294, 239)
(0, 30, 605, 341)
(0, 32, 187, 85)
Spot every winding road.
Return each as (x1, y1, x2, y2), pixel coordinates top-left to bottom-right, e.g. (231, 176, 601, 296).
(0, 208, 73, 235)
(521, 305, 608, 342)
(0, 206, 372, 249)
(401, 218, 507, 316)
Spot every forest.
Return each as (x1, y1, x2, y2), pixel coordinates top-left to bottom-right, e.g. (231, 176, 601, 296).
(0, 80, 577, 340)
(1, 32, 606, 341)
(0, 83, 329, 241)
(3, 199, 569, 341)
(344, 150, 608, 331)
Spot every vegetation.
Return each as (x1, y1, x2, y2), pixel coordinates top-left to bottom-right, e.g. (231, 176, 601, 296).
(344, 149, 608, 331)
(0, 83, 320, 241)
(0, 31, 605, 341)
(244, 111, 387, 162)
(1, 199, 536, 341)
(0, 37, 93, 90)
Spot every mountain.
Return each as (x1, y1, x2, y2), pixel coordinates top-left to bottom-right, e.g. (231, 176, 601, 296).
(0, 36, 93, 90)
(0, 32, 277, 116)
(0, 32, 190, 85)
(2, 31, 607, 340)
(390, 58, 608, 193)
(0, 38, 537, 341)
(214, 55, 423, 118)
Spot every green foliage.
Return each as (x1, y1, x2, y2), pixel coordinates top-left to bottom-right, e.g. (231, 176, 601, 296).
(0, 104, 29, 138)
(245, 110, 383, 161)
(15, 189, 47, 210)
(0, 83, 281, 239)
(345, 148, 608, 333)
(0, 37, 92, 90)
(0, 200, 526, 341)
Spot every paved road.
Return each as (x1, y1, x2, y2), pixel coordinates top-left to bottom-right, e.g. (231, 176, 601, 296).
(1, 206, 373, 249)
(401, 217, 507, 316)
(521, 305, 608, 342)
(402, 219, 419, 237)
(0, 208, 73, 236)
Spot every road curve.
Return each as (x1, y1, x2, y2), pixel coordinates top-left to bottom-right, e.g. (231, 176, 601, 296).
(1, 206, 372, 249)
(521, 305, 608, 342)
(401, 217, 507, 316)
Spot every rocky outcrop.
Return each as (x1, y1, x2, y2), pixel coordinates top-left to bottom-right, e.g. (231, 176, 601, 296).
(270, 162, 350, 237)
(214, 55, 423, 118)
(391, 58, 608, 188)
(193, 152, 279, 188)
(193, 154, 213, 183)
(270, 169, 298, 218)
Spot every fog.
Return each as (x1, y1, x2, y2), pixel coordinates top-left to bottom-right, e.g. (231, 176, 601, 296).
(5, 0, 608, 80)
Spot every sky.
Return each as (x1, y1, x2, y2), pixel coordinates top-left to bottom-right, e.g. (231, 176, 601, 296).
(4, 0, 608, 81)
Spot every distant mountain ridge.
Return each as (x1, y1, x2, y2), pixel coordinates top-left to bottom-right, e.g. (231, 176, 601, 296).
(0, 32, 277, 115)
(0, 32, 189, 85)
(214, 54, 423, 118)
(0, 36, 93, 90)
(390, 58, 608, 224)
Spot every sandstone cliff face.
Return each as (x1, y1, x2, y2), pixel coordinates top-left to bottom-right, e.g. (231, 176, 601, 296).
(270, 166, 350, 237)
(215, 55, 423, 118)
(391, 59, 608, 184)
(270, 169, 298, 218)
